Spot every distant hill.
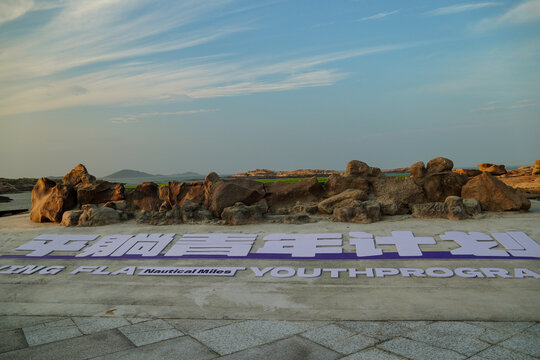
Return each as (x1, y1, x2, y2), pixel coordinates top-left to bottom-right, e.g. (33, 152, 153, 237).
(104, 169, 154, 178)
(170, 171, 203, 178)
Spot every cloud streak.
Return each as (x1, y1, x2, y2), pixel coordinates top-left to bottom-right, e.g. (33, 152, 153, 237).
(427, 2, 500, 16)
(358, 10, 399, 22)
(110, 109, 218, 123)
(476, 0, 540, 30)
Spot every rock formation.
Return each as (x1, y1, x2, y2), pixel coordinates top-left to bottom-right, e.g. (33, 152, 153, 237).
(477, 163, 506, 175)
(462, 172, 530, 211)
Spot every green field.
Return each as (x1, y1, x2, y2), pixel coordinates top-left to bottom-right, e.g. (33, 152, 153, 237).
(123, 174, 409, 188)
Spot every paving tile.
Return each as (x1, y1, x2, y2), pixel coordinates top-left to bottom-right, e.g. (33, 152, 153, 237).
(0, 329, 27, 353)
(393, 321, 431, 329)
(217, 335, 341, 360)
(341, 348, 404, 360)
(235, 320, 307, 342)
(499, 332, 540, 357)
(525, 323, 540, 337)
(191, 322, 266, 355)
(339, 321, 410, 340)
(118, 319, 183, 347)
(92, 335, 217, 360)
(22, 318, 82, 346)
(301, 324, 356, 347)
(127, 318, 151, 324)
(426, 321, 485, 337)
(468, 322, 534, 334)
(474, 345, 537, 360)
(73, 317, 130, 334)
(404, 323, 490, 356)
(166, 319, 236, 334)
(0, 329, 133, 360)
(327, 333, 378, 355)
(0, 316, 65, 331)
(479, 328, 514, 344)
(378, 337, 465, 360)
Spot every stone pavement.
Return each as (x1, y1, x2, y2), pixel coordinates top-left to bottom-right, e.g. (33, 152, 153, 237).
(1, 316, 539, 359)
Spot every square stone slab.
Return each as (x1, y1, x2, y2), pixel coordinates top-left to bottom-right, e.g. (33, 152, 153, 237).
(22, 319, 81, 346)
(118, 319, 183, 347)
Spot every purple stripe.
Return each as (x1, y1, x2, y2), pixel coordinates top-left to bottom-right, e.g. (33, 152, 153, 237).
(0, 252, 539, 260)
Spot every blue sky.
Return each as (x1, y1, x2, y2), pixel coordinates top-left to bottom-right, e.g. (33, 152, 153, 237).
(0, 0, 539, 177)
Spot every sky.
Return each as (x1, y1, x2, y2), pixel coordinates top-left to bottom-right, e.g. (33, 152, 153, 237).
(0, 0, 539, 178)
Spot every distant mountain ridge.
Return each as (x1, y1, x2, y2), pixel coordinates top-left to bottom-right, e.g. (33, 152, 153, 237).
(103, 169, 203, 179)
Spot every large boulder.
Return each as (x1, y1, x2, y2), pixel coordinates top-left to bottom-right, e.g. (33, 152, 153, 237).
(131, 182, 162, 212)
(324, 174, 370, 196)
(333, 200, 381, 223)
(206, 178, 265, 216)
(426, 157, 453, 173)
(317, 189, 368, 214)
(264, 177, 325, 213)
(76, 181, 124, 205)
(62, 164, 96, 187)
(453, 169, 482, 178)
(461, 172, 530, 211)
(30, 178, 77, 223)
(180, 200, 213, 223)
(409, 161, 427, 180)
(533, 160, 540, 175)
(221, 200, 268, 225)
(478, 163, 506, 175)
(345, 160, 370, 176)
(371, 176, 425, 215)
(423, 172, 468, 202)
(78, 204, 121, 226)
(168, 181, 205, 206)
(411, 196, 469, 221)
(61, 210, 83, 227)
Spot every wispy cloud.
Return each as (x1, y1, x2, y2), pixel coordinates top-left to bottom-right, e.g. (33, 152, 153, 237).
(0, 0, 34, 24)
(110, 109, 217, 124)
(0, 0, 416, 117)
(476, 0, 540, 30)
(427, 2, 500, 16)
(358, 10, 399, 22)
(471, 100, 538, 112)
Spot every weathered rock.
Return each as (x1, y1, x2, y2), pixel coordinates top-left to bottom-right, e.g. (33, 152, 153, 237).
(132, 182, 162, 212)
(62, 164, 96, 187)
(478, 163, 506, 175)
(159, 201, 171, 212)
(533, 160, 540, 175)
(371, 176, 425, 215)
(280, 214, 313, 224)
(461, 172, 531, 211)
(61, 210, 83, 226)
(104, 200, 127, 211)
(78, 204, 121, 226)
(221, 200, 268, 225)
(317, 189, 368, 214)
(411, 196, 467, 220)
(444, 196, 468, 220)
(423, 172, 468, 202)
(264, 177, 325, 213)
(292, 202, 319, 215)
(410, 161, 426, 180)
(427, 157, 453, 173)
(30, 178, 77, 223)
(345, 160, 370, 177)
(181, 200, 213, 223)
(204, 178, 265, 217)
(324, 174, 371, 196)
(463, 198, 481, 216)
(168, 181, 205, 206)
(453, 169, 482, 177)
(333, 200, 381, 223)
(158, 185, 169, 203)
(77, 181, 124, 205)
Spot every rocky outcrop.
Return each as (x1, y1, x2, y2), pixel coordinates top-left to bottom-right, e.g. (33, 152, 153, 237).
(205, 177, 265, 217)
(30, 178, 77, 223)
(427, 157, 454, 173)
(317, 189, 368, 214)
(231, 168, 340, 179)
(411, 196, 473, 221)
(371, 176, 425, 215)
(410, 157, 467, 202)
(462, 172, 530, 211)
(534, 160, 540, 175)
(139, 200, 213, 225)
(324, 174, 371, 196)
(264, 177, 325, 213)
(333, 200, 381, 223)
(131, 182, 162, 212)
(453, 169, 482, 178)
(61, 210, 83, 227)
(221, 200, 268, 225)
(478, 163, 506, 175)
(78, 204, 123, 226)
(62, 164, 96, 187)
(168, 181, 205, 206)
(77, 181, 124, 204)
(0, 178, 37, 193)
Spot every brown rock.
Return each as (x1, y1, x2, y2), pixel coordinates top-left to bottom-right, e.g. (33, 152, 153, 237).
(533, 160, 540, 175)
(132, 182, 162, 212)
(423, 172, 468, 202)
(332, 200, 381, 223)
(345, 160, 370, 177)
(453, 169, 482, 177)
(221, 200, 268, 225)
(264, 177, 325, 213)
(30, 178, 77, 223)
(461, 172, 531, 211)
(427, 157, 454, 173)
(168, 181, 205, 206)
(463, 198, 481, 216)
(205, 179, 265, 217)
(76, 181, 124, 205)
(61, 210, 83, 227)
(62, 164, 96, 186)
(104, 200, 127, 211)
(317, 189, 368, 214)
(478, 163, 507, 175)
(371, 176, 425, 215)
(411, 196, 467, 220)
(324, 174, 370, 196)
(181, 200, 214, 223)
(409, 161, 426, 182)
(78, 204, 121, 226)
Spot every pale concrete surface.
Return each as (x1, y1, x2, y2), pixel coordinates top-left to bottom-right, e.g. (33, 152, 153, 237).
(1, 316, 539, 359)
